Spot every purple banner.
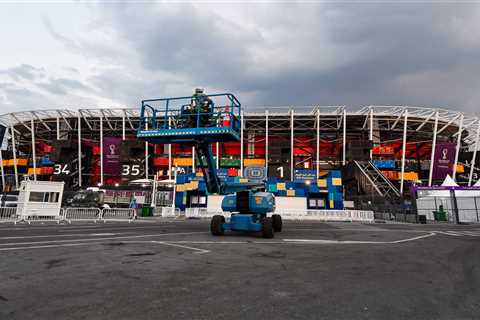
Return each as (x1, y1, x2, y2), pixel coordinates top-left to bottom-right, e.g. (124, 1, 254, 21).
(432, 143, 456, 180)
(103, 137, 121, 176)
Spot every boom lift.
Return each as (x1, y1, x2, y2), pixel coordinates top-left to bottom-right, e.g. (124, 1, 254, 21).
(137, 90, 282, 238)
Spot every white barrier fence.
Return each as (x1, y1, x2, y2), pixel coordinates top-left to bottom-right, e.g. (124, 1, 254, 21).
(0, 207, 18, 223)
(157, 207, 182, 218)
(185, 208, 374, 223)
(102, 208, 136, 222)
(64, 208, 102, 223)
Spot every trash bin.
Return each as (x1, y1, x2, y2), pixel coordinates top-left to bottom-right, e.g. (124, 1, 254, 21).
(418, 215, 427, 224)
(141, 207, 153, 217)
(432, 211, 447, 222)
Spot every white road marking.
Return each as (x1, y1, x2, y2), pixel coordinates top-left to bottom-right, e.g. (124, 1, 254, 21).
(0, 233, 118, 240)
(283, 232, 436, 244)
(123, 240, 210, 254)
(0, 231, 207, 247)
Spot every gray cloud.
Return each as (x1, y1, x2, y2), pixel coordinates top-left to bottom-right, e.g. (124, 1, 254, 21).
(2, 2, 480, 115)
(0, 64, 45, 81)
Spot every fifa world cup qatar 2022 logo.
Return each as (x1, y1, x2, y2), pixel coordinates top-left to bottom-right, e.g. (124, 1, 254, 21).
(103, 137, 121, 175)
(432, 143, 456, 179)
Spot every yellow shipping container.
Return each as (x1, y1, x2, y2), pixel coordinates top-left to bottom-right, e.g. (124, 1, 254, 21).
(176, 184, 185, 192)
(287, 189, 295, 197)
(277, 182, 286, 190)
(173, 158, 193, 166)
(332, 178, 342, 186)
(27, 168, 42, 175)
(239, 178, 249, 183)
(317, 179, 327, 187)
(456, 164, 465, 174)
(244, 159, 266, 166)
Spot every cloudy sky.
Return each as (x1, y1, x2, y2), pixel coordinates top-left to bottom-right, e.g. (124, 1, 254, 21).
(0, 1, 479, 114)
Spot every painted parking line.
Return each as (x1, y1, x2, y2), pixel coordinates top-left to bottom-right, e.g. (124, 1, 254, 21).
(0, 233, 118, 240)
(123, 240, 210, 254)
(0, 231, 208, 247)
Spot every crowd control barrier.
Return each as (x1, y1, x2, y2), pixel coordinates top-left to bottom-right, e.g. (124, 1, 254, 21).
(0, 207, 18, 223)
(101, 208, 135, 222)
(64, 207, 102, 223)
(184, 208, 374, 223)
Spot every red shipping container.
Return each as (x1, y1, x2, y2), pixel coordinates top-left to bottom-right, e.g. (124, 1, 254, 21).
(227, 168, 238, 177)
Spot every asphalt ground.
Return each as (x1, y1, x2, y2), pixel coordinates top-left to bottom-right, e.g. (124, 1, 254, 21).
(1, 220, 479, 320)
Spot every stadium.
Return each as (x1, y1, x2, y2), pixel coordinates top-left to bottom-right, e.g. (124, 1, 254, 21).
(0, 104, 479, 212)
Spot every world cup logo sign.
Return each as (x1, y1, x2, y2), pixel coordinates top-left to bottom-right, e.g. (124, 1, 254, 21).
(442, 148, 448, 160)
(109, 144, 116, 155)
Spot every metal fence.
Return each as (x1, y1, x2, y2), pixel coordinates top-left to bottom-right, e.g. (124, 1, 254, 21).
(102, 208, 136, 222)
(416, 196, 480, 223)
(184, 208, 374, 223)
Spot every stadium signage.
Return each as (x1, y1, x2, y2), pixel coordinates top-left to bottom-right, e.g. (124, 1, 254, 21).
(103, 137, 121, 175)
(294, 169, 317, 181)
(432, 143, 456, 180)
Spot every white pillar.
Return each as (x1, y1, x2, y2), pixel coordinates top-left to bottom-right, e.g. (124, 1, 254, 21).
(240, 110, 244, 177)
(428, 111, 439, 187)
(342, 109, 347, 166)
(99, 116, 104, 186)
(192, 147, 196, 173)
(216, 142, 219, 170)
(400, 110, 408, 194)
(172, 167, 177, 210)
(11, 125, 18, 189)
(290, 109, 294, 181)
(452, 113, 464, 181)
(30, 119, 37, 181)
(468, 120, 480, 186)
(145, 122, 149, 180)
(168, 116, 172, 180)
(316, 108, 320, 179)
(369, 107, 374, 160)
(0, 150, 5, 191)
(56, 116, 60, 140)
(78, 114, 82, 187)
(122, 113, 126, 141)
(265, 110, 269, 174)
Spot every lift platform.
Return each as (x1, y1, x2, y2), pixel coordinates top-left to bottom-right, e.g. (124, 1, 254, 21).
(137, 93, 241, 144)
(137, 91, 280, 238)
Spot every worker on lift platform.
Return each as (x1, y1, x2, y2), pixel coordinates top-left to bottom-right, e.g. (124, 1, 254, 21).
(184, 88, 213, 127)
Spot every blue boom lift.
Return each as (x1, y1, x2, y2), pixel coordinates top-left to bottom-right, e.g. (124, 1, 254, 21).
(137, 90, 282, 238)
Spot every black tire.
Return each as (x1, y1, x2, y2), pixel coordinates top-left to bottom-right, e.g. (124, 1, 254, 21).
(261, 217, 274, 239)
(211, 215, 225, 236)
(272, 214, 282, 232)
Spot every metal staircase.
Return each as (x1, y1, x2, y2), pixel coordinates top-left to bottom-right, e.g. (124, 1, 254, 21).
(354, 160, 401, 200)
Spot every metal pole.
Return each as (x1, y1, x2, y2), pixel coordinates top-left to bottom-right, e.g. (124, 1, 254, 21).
(428, 111, 439, 186)
(240, 110, 244, 177)
(192, 147, 195, 173)
(400, 110, 408, 194)
(56, 116, 60, 140)
(290, 109, 294, 181)
(265, 110, 269, 174)
(452, 113, 464, 181)
(122, 113, 126, 141)
(11, 125, 18, 189)
(168, 116, 172, 180)
(216, 142, 219, 170)
(0, 150, 5, 191)
(469, 120, 480, 186)
(343, 109, 347, 166)
(78, 114, 82, 187)
(30, 119, 37, 181)
(99, 116, 104, 186)
(145, 122, 149, 179)
(369, 107, 373, 160)
(316, 108, 320, 180)
(172, 167, 177, 211)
